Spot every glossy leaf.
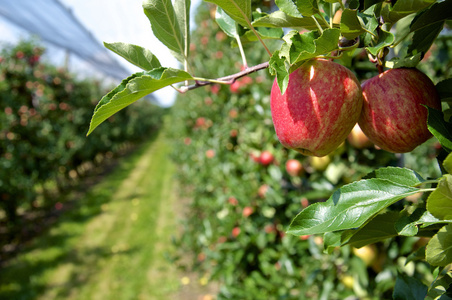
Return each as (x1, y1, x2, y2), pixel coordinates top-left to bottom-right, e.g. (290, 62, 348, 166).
(203, 0, 251, 28)
(287, 178, 420, 236)
(410, 0, 452, 32)
(426, 107, 452, 153)
(408, 21, 444, 56)
(365, 167, 425, 187)
(234, 26, 284, 45)
(427, 175, 452, 220)
(296, 0, 319, 17)
(426, 223, 452, 266)
(268, 51, 289, 95)
(381, 0, 436, 24)
(252, 11, 327, 30)
(87, 68, 193, 135)
(275, 0, 303, 18)
(345, 211, 400, 248)
(104, 42, 161, 71)
(385, 53, 422, 69)
(143, 0, 185, 62)
(340, 9, 365, 40)
(366, 27, 394, 56)
(393, 273, 428, 300)
(216, 6, 238, 37)
(174, 0, 191, 58)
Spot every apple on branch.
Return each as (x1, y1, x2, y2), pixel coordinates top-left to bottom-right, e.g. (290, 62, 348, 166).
(270, 59, 363, 157)
(358, 68, 441, 153)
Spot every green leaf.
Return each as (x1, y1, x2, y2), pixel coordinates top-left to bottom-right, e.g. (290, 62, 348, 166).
(296, 0, 319, 17)
(252, 11, 327, 30)
(381, 0, 436, 24)
(410, 1, 452, 33)
(385, 53, 422, 69)
(275, 0, 303, 18)
(87, 68, 193, 135)
(268, 50, 289, 94)
(287, 178, 420, 236)
(436, 79, 452, 102)
(174, 0, 191, 58)
(444, 153, 452, 175)
(103, 42, 161, 71)
(426, 107, 452, 153)
(426, 223, 452, 267)
(340, 9, 366, 40)
(427, 175, 452, 220)
(143, 0, 185, 62)
(203, 0, 251, 28)
(216, 6, 238, 37)
(407, 21, 444, 57)
(234, 26, 284, 45)
(283, 28, 340, 65)
(366, 27, 394, 57)
(393, 273, 428, 300)
(365, 166, 425, 187)
(346, 211, 400, 248)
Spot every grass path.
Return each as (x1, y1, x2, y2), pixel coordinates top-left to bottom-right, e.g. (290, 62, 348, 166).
(0, 130, 213, 300)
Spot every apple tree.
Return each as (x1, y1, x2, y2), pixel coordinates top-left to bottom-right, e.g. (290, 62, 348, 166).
(87, 0, 452, 298)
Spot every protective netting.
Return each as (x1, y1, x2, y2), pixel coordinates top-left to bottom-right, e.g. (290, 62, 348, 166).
(0, 0, 130, 80)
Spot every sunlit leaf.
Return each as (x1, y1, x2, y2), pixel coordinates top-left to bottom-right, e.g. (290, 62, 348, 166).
(216, 6, 238, 37)
(275, 0, 303, 18)
(366, 27, 394, 56)
(287, 178, 420, 236)
(87, 68, 193, 135)
(203, 0, 251, 27)
(143, 0, 185, 62)
(296, 0, 319, 17)
(104, 42, 161, 71)
(427, 175, 452, 220)
(174, 0, 191, 58)
(252, 11, 326, 30)
(426, 223, 452, 266)
(365, 167, 425, 187)
(444, 153, 452, 175)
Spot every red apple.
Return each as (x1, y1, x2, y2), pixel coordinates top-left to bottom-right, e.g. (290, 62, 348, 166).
(205, 149, 215, 158)
(232, 227, 241, 238)
(358, 68, 441, 153)
(285, 159, 303, 176)
(242, 206, 254, 217)
(270, 58, 363, 157)
(259, 151, 274, 166)
(347, 123, 373, 149)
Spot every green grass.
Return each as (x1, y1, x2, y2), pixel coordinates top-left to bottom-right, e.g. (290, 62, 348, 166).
(0, 131, 187, 300)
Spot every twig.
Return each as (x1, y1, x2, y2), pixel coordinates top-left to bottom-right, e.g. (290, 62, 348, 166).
(177, 61, 270, 93)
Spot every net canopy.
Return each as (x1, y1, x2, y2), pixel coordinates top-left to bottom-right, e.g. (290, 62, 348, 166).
(0, 0, 130, 80)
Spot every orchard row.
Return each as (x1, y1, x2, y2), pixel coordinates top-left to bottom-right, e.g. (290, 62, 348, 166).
(0, 40, 165, 231)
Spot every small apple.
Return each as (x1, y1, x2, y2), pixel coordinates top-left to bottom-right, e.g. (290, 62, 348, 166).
(259, 151, 274, 166)
(270, 58, 363, 156)
(353, 244, 377, 267)
(258, 184, 269, 198)
(228, 196, 238, 206)
(205, 149, 215, 158)
(230, 81, 241, 93)
(232, 227, 241, 238)
(309, 155, 331, 172)
(358, 68, 441, 153)
(347, 123, 373, 149)
(242, 206, 254, 217)
(285, 159, 303, 176)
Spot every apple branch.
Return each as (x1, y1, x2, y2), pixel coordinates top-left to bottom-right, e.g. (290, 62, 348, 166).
(176, 62, 269, 93)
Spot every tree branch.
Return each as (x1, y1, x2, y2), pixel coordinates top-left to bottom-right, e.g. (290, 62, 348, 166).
(177, 62, 270, 93)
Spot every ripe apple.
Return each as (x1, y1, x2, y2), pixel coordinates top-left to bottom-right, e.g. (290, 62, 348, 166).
(242, 206, 254, 217)
(347, 123, 373, 149)
(270, 58, 363, 156)
(285, 159, 303, 176)
(232, 227, 241, 238)
(358, 68, 441, 153)
(259, 151, 274, 166)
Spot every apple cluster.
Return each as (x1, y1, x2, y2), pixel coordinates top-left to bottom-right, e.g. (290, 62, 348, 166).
(270, 58, 441, 156)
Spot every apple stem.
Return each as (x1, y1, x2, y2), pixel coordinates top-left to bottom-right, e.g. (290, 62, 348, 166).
(176, 62, 270, 93)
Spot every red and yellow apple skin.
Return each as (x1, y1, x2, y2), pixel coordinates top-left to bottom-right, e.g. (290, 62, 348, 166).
(358, 68, 441, 153)
(270, 59, 363, 157)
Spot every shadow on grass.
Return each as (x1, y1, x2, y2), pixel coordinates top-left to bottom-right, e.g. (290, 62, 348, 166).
(0, 132, 159, 300)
